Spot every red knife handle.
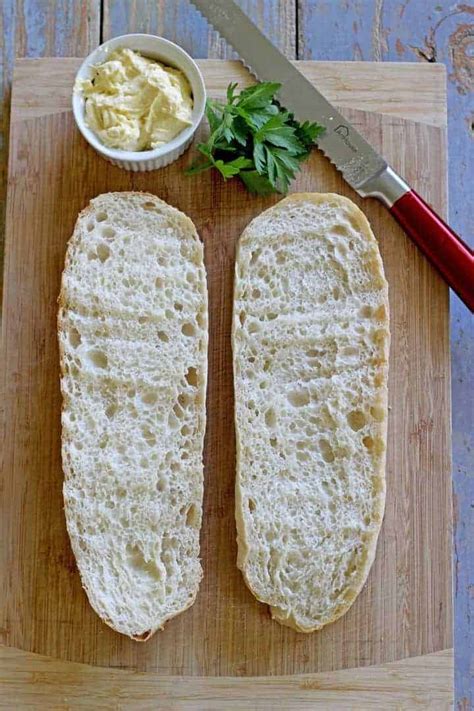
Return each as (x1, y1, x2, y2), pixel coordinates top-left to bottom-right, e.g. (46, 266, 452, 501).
(390, 189, 474, 311)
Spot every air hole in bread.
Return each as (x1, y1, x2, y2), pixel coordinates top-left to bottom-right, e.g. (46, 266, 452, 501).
(248, 322, 260, 334)
(142, 426, 156, 445)
(126, 545, 162, 580)
(347, 410, 367, 431)
(186, 504, 199, 528)
(142, 201, 156, 211)
(178, 392, 191, 408)
(319, 438, 335, 463)
(362, 435, 374, 450)
(86, 221, 94, 232)
(250, 249, 261, 265)
(185, 367, 198, 387)
(335, 243, 348, 259)
(197, 309, 206, 329)
(141, 390, 158, 406)
(86, 349, 108, 369)
(270, 437, 277, 448)
(156, 477, 166, 492)
(174, 302, 183, 312)
(96, 242, 110, 263)
(95, 211, 107, 222)
(158, 330, 169, 343)
(155, 277, 164, 289)
(168, 412, 180, 430)
(265, 408, 276, 428)
(342, 346, 359, 357)
(252, 288, 261, 299)
(321, 480, 332, 496)
(105, 403, 117, 419)
(182, 322, 196, 337)
(370, 405, 385, 422)
(101, 226, 115, 240)
(173, 402, 184, 419)
(287, 389, 310, 408)
(68, 327, 81, 348)
(248, 498, 256, 513)
(330, 224, 350, 237)
(371, 329, 386, 344)
(360, 305, 372, 318)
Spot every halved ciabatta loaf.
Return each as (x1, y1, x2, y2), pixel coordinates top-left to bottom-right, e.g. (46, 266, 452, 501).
(58, 192, 207, 640)
(233, 193, 389, 632)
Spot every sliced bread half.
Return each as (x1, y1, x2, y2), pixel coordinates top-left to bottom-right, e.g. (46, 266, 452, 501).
(233, 193, 389, 632)
(58, 192, 207, 640)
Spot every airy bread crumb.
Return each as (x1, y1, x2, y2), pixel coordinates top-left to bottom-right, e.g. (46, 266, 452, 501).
(233, 193, 390, 632)
(58, 192, 207, 640)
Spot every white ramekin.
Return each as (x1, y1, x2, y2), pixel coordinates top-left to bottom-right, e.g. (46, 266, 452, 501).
(72, 34, 206, 172)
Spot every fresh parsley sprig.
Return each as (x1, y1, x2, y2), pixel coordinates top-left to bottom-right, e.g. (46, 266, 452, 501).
(185, 82, 324, 195)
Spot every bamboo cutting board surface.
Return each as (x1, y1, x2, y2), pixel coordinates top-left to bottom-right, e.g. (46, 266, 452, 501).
(1, 59, 451, 677)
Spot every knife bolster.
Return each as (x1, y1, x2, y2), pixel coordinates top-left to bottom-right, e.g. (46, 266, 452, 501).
(358, 166, 409, 207)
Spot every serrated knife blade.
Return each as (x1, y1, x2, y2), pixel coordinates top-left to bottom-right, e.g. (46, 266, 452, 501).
(193, 0, 386, 193)
(191, 0, 474, 310)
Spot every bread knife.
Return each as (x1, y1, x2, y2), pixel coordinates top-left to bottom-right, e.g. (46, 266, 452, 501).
(191, 0, 474, 311)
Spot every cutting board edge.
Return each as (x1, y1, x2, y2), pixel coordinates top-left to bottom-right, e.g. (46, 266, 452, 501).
(10, 57, 447, 128)
(0, 60, 452, 677)
(0, 645, 453, 706)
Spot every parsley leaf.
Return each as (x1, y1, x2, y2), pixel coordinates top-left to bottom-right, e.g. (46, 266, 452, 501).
(185, 81, 324, 195)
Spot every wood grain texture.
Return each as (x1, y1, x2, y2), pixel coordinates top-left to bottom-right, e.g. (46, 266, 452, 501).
(1, 59, 451, 677)
(298, 3, 473, 702)
(0, 646, 453, 710)
(103, 0, 296, 59)
(0, 0, 100, 300)
(10, 58, 447, 127)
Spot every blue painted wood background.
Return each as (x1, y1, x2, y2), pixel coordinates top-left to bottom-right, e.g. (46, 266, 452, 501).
(1, 0, 472, 705)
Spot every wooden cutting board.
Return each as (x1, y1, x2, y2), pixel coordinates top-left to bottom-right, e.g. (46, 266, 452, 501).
(1, 58, 451, 678)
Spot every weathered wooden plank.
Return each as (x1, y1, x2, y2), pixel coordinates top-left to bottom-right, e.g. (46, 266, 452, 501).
(298, 2, 473, 706)
(0, 0, 100, 300)
(103, 0, 296, 58)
